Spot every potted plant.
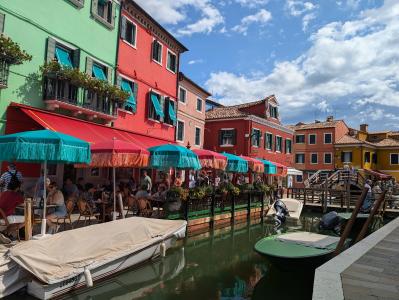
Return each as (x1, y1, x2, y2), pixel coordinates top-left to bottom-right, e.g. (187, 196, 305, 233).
(0, 35, 32, 65)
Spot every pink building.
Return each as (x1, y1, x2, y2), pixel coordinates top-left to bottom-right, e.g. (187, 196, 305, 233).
(176, 73, 211, 149)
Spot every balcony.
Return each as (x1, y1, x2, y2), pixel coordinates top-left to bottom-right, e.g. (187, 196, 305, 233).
(0, 60, 10, 89)
(43, 75, 118, 123)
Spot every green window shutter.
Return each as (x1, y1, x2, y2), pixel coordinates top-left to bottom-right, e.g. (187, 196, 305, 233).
(132, 82, 138, 113)
(121, 16, 127, 40)
(106, 66, 113, 83)
(85, 57, 93, 75)
(110, 2, 116, 28)
(91, 0, 98, 16)
(0, 13, 5, 33)
(72, 49, 80, 68)
(46, 37, 57, 62)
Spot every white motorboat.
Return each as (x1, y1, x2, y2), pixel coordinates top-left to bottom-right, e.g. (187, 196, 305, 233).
(267, 198, 304, 221)
(8, 217, 187, 300)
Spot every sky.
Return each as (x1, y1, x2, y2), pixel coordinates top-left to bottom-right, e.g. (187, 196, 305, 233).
(134, 0, 399, 131)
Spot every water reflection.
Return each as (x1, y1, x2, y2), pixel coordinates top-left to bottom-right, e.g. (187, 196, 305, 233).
(59, 212, 322, 300)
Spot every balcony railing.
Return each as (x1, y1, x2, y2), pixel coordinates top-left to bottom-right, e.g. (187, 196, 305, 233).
(0, 60, 10, 89)
(43, 76, 118, 120)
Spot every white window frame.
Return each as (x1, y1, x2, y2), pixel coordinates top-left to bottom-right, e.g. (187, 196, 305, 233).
(275, 135, 282, 153)
(390, 153, 399, 165)
(176, 119, 185, 143)
(295, 175, 303, 183)
(265, 132, 273, 150)
(295, 134, 305, 144)
(285, 139, 292, 154)
(178, 86, 187, 104)
(342, 151, 352, 163)
(196, 98, 203, 113)
(295, 153, 305, 164)
(324, 133, 332, 144)
(310, 153, 318, 164)
(122, 16, 137, 49)
(252, 128, 261, 148)
(308, 134, 317, 145)
(152, 39, 163, 66)
(166, 49, 177, 73)
(324, 152, 333, 164)
(220, 128, 235, 147)
(195, 126, 201, 146)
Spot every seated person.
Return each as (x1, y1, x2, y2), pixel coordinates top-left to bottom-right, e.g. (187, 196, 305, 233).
(136, 184, 152, 200)
(0, 180, 24, 225)
(152, 185, 167, 202)
(82, 183, 100, 211)
(46, 182, 67, 234)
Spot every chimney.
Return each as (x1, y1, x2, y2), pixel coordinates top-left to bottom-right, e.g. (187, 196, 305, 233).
(360, 124, 368, 132)
(326, 116, 334, 122)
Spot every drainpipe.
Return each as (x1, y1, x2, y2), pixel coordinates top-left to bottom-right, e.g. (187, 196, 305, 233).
(112, 0, 123, 127)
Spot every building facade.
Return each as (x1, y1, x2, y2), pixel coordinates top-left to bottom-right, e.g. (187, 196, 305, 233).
(0, 0, 121, 133)
(113, 0, 187, 142)
(176, 73, 211, 149)
(292, 117, 349, 186)
(204, 96, 294, 168)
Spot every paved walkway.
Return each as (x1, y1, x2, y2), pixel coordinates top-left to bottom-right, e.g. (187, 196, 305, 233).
(313, 217, 399, 300)
(341, 226, 399, 300)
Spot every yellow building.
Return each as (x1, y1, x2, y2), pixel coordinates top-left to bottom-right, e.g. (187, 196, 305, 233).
(334, 125, 399, 181)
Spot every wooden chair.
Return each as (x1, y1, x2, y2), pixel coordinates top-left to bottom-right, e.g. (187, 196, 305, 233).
(125, 196, 137, 218)
(77, 199, 100, 226)
(0, 208, 24, 241)
(137, 198, 153, 217)
(55, 200, 75, 231)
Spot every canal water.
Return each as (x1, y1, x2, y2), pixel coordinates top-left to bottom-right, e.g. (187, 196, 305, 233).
(59, 212, 322, 300)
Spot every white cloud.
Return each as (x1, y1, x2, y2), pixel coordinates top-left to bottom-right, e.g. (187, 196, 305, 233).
(285, 0, 317, 17)
(232, 9, 272, 35)
(205, 0, 399, 127)
(134, 0, 224, 36)
(188, 59, 204, 65)
(302, 13, 316, 31)
(235, 0, 269, 8)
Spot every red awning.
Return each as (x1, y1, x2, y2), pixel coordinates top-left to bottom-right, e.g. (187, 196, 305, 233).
(12, 105, 173, 149)
(363, 169, 392, 180)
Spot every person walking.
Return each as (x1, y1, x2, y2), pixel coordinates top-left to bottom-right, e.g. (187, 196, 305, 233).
(361, 179, 373, 213)
(141, 170, 152, 193)
(0, 163, 23, 193)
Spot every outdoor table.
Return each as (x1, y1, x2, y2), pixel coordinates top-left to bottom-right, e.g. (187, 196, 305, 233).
(94, 200, 111, 223)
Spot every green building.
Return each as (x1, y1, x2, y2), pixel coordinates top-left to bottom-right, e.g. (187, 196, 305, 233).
(0, 0, 121, 134)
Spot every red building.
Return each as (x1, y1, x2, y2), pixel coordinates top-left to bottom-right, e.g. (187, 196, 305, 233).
(114, 0, 188, 142)
(204, 96, 294, 169)
(292, 116, 349, 187)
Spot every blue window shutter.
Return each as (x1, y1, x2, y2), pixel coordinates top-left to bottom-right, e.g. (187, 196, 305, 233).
(92, 64, 107, 80)
(55, 47, 73, 68)
(150, 93, 164, 118)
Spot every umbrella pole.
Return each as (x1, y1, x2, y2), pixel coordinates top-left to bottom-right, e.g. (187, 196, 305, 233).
(40, 161, 47, 236)
(113, 167, 116, 221)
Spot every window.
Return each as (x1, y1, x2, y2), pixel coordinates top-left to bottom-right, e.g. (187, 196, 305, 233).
(92, 63, 107, 80)
(372, 153, 377, 164)
(179, 87, 186, 103)
(219, 129, 236, 146)
(365, 152, 371, 163)
(324, 153, 332, 164)
(295, 153, 305, 164)
(55, 46, 73, 68)
(296, 175, 303, 183)
(390, 154, 399, 165)
(252, 129, 261, 147)
(46, 38, 80, 69)
(196, 98, 203, 112)
(285, 139, 292, 154)
(121, 17, 137, 47)
(120, 78, 137, 113)
(195, 127, 201, 146)
(265, 133, 273, 150)
(341, 151, 353, 163)
(311, 153, 318, 164)
(152, 40, 162, 64)
(177, 120, 184, 142)
(275, 136, 282, 152)
(308, 134, 316, 145)
(167, 50, 177, 73)
(324, 133, 332, 144)
(92, 0, 114, 28)
(148, 92, 164, 121)
(164, 98, 176, 126)
(269, 105, 278, 118)
(295, 134, 305, 144)
(68, 0, 84, 8)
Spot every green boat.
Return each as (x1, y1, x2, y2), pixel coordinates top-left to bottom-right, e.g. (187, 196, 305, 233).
(254, 232, 346, 269)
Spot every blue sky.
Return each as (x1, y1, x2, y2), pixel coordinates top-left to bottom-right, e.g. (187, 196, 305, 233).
(135, 0, 399, 131)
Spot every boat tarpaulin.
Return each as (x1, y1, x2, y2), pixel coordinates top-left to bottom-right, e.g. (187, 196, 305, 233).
(8, 217, 186, 284)
(277, 232, 340, 249)
(287, 168, 303, 176)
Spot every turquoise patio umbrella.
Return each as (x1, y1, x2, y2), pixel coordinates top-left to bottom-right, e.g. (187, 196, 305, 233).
(221, 152, 249, 173)
(257, 158, 277, 175)
(0, 129, 91, 236)
(149, 144, 201, 170)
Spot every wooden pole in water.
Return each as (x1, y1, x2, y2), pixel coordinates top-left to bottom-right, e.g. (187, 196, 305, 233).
(355, 191, 387, 243)
(24, 198, 32, 241)
(334, 188, 368, 256)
